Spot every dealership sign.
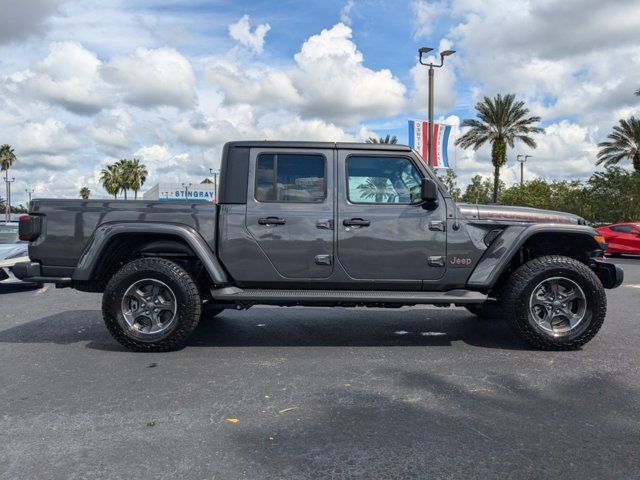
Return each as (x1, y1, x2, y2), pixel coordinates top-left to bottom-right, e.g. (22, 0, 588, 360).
(143, 182, 216, 202)
(171, 189, 216, 201)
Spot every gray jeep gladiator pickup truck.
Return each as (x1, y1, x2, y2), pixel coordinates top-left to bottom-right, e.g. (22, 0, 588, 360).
(15, 141, 623, 351)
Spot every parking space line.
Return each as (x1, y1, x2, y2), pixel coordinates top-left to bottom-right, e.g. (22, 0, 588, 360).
(35, 284, 50, 295)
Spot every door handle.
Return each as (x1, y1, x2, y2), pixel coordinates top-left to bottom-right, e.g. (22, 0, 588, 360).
(343, 218, 371, 227)
(258, 217, 286, 225)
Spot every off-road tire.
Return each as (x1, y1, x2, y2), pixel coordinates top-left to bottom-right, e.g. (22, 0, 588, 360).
(464, 301, 504, 320)
(102, 258, 202, 352)
(502, 255, 606, 350)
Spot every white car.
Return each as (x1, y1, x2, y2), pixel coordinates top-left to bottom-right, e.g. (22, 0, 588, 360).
(0, 222, 33, 285)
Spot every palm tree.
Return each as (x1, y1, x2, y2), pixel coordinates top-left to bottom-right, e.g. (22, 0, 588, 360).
(367, 135, 398, 144)
(597, 117, 640, 171)
(1, 144, 17, 218)
(116, 159, 131, 200)
(100, 164, 121, 199)
(127, 158, 148, 200)
(455, 94, 543, 203)
(0, 144, 15, 172)
(79, 187, 91, 199)
(357, 177, 394, 202)
(635, 88, 640, 96)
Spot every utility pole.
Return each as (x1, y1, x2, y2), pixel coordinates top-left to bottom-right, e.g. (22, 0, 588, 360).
(418, 47, 455, 167)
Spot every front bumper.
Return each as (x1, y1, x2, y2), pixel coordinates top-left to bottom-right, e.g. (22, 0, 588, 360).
(590, 259, 624, 289)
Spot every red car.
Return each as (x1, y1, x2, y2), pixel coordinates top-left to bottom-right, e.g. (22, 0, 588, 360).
(597, 223, 640, 256)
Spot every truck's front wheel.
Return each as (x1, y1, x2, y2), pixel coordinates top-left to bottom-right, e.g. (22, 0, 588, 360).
(503, 255, 606, 350)
(102, 258, 202, 352)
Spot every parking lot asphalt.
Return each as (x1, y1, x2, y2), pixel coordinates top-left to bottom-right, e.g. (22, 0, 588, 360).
(1, 258, 639, 480)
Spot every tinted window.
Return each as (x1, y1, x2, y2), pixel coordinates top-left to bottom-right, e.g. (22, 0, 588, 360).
(255, 154, 326, 203)
(0, 224, 19, 244)
(611, 225, 635, 233)
(347, 156, 422, 204)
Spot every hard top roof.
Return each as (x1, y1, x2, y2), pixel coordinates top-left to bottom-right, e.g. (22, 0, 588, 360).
(225, 141, 412, 152)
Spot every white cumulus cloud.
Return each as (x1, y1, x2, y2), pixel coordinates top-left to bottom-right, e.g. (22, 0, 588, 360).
(102, 47, 197, 109)
(208, 23, 406, 126)
(228, 15, 271, 54)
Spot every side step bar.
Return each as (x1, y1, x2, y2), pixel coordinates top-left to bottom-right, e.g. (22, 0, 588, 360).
(210, 287, 487, 305)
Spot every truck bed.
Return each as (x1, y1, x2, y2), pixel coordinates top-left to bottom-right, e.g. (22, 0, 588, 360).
(27, 199, 217, 269)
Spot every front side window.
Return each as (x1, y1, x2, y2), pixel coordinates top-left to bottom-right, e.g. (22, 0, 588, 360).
(255, 153, 326, 203)
(347, 156, 422, 204)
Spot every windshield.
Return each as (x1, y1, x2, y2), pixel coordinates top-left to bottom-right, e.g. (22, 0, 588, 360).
(0, 224, 19, 244)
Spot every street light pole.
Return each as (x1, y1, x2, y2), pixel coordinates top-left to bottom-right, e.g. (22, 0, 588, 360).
(3, 170, 7, 223)
(25, 188, 34, 203)
(517, 155, 524, 188)
(418, 47, 456, 168)
(517, 155, 532, 187)
(5, 174, 14, 222)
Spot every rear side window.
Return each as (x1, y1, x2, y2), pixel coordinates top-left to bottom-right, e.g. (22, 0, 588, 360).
(255, 153, 326, 203)
(347, 156, 422, 204)
(610, 225, 635, 233)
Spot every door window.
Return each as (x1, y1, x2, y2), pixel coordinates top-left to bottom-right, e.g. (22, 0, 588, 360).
(346, 156, 422, 204)
(255, 153, 326, 203)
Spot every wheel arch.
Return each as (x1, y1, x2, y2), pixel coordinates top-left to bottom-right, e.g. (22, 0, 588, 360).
(467, 224, 602, 292)
(73, 223, 229, 288)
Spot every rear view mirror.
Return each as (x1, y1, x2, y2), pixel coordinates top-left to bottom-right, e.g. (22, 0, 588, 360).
(420, 178, 439, 208)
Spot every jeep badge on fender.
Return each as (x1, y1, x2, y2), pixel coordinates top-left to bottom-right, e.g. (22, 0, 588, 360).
(449, 256, 473, 267)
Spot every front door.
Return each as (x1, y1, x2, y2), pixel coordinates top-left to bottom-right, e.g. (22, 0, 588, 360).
(336, 151, 447, 282)
(246, 149, 334, 279)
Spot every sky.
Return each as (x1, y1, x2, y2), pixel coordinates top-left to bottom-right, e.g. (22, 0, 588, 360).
(1, 0, 639, 204)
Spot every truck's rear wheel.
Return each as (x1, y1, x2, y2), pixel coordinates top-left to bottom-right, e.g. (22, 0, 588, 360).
(503, 255, 606, 350)
(102, 258, 201, 352)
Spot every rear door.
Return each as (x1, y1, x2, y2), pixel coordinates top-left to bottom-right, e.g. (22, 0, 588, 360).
(245, 148, 335, 278)
(336, 150, 447, 283)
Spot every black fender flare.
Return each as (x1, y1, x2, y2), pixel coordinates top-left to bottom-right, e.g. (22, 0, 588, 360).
(467, 224, 602, 289)
(72, 222, 229, 285)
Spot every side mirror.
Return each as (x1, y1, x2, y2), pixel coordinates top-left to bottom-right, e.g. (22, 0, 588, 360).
(420, 178, 439, 208)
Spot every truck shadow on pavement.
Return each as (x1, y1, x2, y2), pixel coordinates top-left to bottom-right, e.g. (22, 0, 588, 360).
(0, 307, 532, 351)
(224, 371, 640, 479)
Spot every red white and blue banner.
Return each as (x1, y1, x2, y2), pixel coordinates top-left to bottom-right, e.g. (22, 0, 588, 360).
(408, 120, 452, 168)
